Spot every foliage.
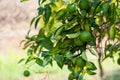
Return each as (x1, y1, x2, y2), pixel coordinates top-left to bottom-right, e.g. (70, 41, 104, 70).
(20, 0, 120, 80)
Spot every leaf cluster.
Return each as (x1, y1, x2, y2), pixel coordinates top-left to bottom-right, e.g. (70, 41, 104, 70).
(20, 0, 120, 79)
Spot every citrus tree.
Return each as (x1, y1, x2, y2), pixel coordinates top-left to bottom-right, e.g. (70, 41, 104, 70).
(20, 0, 120, 80)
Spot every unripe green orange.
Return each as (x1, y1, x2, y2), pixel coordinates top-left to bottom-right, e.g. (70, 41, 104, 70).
(79, 31, 92, 42)
(23, 70, 30, 77)
(79, 0, 89, 10)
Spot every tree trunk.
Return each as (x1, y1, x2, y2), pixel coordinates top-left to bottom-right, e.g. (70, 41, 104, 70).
(98, 53, 105, 80)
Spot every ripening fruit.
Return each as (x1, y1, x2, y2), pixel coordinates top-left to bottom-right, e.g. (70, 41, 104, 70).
(23, 70, 30, 77)
(117, 58, 120, 65)
(79, 0, 89, 10)
(75, 57, 86, 68)
(79, 31, 92, 42)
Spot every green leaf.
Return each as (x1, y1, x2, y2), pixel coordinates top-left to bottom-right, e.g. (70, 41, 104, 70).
(109, 24, 116, 40)
(75, 57, 86, 68)
(48, 18, 54, 29)
(88, 40, 96, 46)
(44, 5, 51, 23)
(25, 57, 33, 64)
(20, 0, 28, 2)
(41, 0, 46, 3)
(42, 57, 51, 67)
(86, 62, 97, 70)
(30, 17, 36, 26)
(88, 48, 97, 56)
(35, 17, 41, 29)
(93, 0, 100, 6)
(116, 8, 120, 17)
(27, 46, 35, 56)
(68, 65, 74, 72)
(86, 69, 96, 75)
(38, 28, 45, 38)
(68, 73, 74, 80)
(36, 58, 43, 66)
(39, 38, 53, 50)
(94, 1, 103, 14)
(81, 51, 87, 60)
(18, 58, 25, 64)
(54, 25, 64, 38)
(102, 2, 109, 17)
(41, 51, 52, 58)
(30, 35, 37, 41)
(88, 35, 96, 46)
(54, 56, 64, 69)
(66, 32, 81, 38)
(59, 39, 72, 49)
(49, 2, 57, 7)
(108, 3, 116, 24)
(38, 0, 41, 5)
(23, 41, 32, 50)
(78, 73, 84, 80)
(55, 9, 66, 20)
(37, 7, 44, 15)
(25, 35, 31, 40)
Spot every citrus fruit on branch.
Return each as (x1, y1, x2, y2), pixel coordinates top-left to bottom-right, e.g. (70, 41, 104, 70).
(79, 31, 92, 42)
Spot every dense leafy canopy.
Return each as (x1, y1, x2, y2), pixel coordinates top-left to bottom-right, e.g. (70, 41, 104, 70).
(20, 0, 120, 80)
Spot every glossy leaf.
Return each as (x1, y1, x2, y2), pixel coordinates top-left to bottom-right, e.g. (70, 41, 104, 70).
(54, 25, 64, 38)
(86, 61, 97, 70)
(37, 7, 44, 15)
(66, 32, 81, 38)
(36, 58, 43, 66)
(30, 17, 36, 26)
(20, 0, 120, 79)
(35, 17, 41, 29)
(48, 18, 54, 29)
(86, 69, 96, 75)
(44, 5, 51, 23)
(54, 56, 64, 69)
